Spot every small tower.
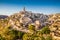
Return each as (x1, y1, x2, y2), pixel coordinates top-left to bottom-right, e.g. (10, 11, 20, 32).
(23, 7, 26, 12)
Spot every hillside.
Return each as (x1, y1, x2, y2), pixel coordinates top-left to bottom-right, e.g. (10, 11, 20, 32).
(0, 8, 60, 40)
(8, 9, 49, 33)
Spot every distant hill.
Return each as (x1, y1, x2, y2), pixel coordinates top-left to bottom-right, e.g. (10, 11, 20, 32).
(0, 15, 8, 19)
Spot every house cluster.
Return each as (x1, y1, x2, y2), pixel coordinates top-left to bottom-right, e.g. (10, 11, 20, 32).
(49, 14, 60, 40)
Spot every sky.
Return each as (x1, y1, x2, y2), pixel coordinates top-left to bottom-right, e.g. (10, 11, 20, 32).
(0, 0, 60, 15)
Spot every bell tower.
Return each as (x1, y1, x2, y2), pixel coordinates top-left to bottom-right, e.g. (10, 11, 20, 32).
(23, 7, 25, 12)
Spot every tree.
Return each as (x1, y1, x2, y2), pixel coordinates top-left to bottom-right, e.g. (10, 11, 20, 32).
(9, 30, 24, 40)
(0, 35, 5, 40)
(40, 36, 45, 40)
(34, 37, 41, 40)
(28, 24, 35, 31)
(17, 31, 24, 39)
(23, 33, 30, 40)
(36, 30, 43, 36)
(45, 36, 52, 40)
(41, 27, 50, 34)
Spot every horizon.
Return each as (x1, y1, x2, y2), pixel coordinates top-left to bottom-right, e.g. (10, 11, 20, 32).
(0, 0, 60, 15)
